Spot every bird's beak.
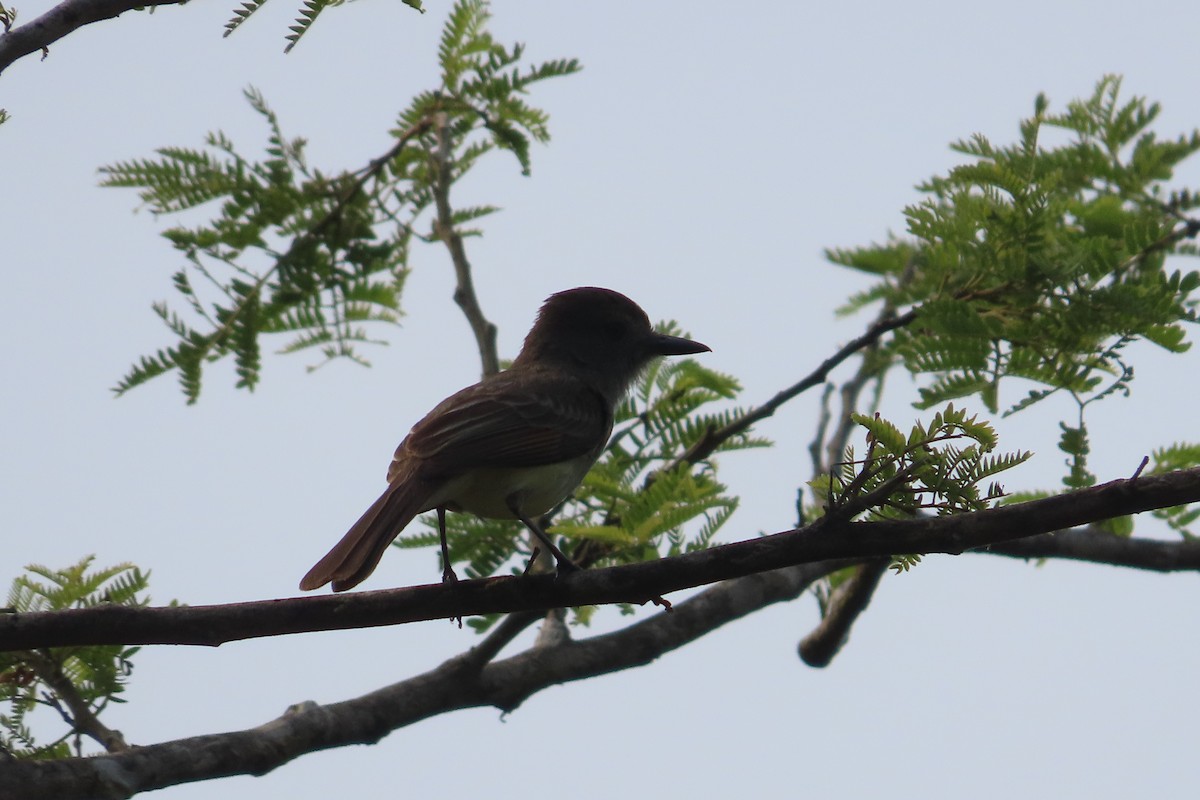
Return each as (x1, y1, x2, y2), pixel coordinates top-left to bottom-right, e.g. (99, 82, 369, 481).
(647, 332, 711, 356)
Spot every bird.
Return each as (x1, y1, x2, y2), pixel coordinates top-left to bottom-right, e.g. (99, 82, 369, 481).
(299, 286, 710, 592)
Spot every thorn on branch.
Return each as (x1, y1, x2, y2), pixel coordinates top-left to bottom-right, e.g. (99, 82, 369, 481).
(1131, 455, 1150, 482)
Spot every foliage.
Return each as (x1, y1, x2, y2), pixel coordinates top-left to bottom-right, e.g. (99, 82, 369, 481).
(812, 404, 1031, 521)
(393, 346, 764, 630)
(1148, 443, 1200, 537)
(223, 0, 426, 53)
(102, 0, 580, 402)
(828, 76, 1200, 492)
(805, 405, 1030, 576)
(1, 557, 151, 759)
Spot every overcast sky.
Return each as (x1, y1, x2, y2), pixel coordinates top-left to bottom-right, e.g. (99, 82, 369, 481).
(4, 1, 1199, 798)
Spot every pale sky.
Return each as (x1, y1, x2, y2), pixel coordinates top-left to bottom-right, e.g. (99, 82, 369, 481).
(3, 1, 1199, 798)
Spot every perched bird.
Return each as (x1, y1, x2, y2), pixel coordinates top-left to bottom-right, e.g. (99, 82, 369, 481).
(299, 287, 710, 592)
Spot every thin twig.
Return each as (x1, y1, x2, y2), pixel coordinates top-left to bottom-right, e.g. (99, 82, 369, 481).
(448, 610, 544, 672)
(432, 111, 500, 377)
(807, 383, 835, 477)
(823, 307, 898, 474)
(664, 307, 918, 473)
(299, 117, 435, 260)
(20, 650, 128, 753)
(1131, 455, 1150, 481)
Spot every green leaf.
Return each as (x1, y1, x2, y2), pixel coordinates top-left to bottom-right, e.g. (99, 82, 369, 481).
(2, 558, 157, 758)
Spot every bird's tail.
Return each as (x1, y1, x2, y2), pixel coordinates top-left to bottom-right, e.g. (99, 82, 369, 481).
(299, 473, 432, 592)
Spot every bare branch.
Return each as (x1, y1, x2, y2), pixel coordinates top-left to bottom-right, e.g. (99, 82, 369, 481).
(797, 559, 889, 668)
(431, 111, 500, 377)
(0, 0, 184, 76)
(665, 307, 917, 473)
(8, 506, 1200, 798)
(807, 382, 835, 477)
(978, 524, 1199, 571)
(4, 466, 1200, 652)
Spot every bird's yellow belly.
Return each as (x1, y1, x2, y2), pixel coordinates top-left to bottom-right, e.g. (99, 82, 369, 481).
(424, 458, 593, 519)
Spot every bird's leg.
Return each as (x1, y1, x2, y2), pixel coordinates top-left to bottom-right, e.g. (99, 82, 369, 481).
(523, 546, 542, 576)
(507, 496, 579, 575)
(438, 507, 458, 583)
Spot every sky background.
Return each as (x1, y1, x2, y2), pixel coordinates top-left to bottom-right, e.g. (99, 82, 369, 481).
(3, 1, 1199, 797)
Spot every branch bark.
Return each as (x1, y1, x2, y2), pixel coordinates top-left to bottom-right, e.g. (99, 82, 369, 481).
(978, 523, 1200, 570)
(6, 505, 1200, 800)
(4, 466, 1200, 652)
(0, 562, 836, 800)
(0, 0, 184, 76)
(431, 111, 500, 377)
(797, 559, 890, 667)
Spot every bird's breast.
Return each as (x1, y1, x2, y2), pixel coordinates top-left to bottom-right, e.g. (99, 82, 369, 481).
(423, 455, 595, 519)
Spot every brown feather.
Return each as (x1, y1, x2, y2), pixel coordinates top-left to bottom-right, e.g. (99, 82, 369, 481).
(297, 462, 433, 592)
(301, 371, 608, 592)
(394, 367, 611, 477)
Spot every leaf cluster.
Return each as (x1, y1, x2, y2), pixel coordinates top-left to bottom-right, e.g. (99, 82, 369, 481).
(829, 76, 1200, 492)
(104, 0, 580, 402)
(832, 76, 1200, 416)
(1, 557, 152, 759)
(1147, 443, 1200, 538)
(807, 404, 1030, 572)
(813, 404, 1030, 520)
(223, 0, 426, 53)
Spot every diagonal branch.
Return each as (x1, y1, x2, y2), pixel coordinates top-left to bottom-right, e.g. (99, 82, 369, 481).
(4, 466, 1200, 652)
(0, 0, 184, 76)
(665, 307, 917, 473)
(20, 650, 128, 753)
(797, 558, 890, 668)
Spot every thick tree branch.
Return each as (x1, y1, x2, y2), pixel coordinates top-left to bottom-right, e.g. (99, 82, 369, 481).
(978, 524, 1200, 570)
(0, 562, 837, 800)
(4, 467, 1200, 652)
(0, 0, 184, 76)
(11, 508, 1200, 799)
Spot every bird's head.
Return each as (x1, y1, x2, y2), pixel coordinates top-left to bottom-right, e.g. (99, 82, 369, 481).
(514, 287, 710, 401)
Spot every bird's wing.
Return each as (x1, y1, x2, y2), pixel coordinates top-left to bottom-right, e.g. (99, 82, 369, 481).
(388, 368, 612, 481)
